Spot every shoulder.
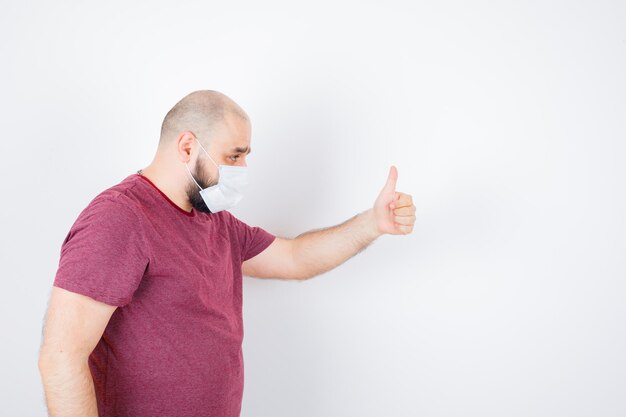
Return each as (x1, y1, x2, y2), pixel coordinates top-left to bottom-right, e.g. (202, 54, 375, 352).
(71, 178, 146, 232)
(215, 210, 251, 233)
(216, 210, 238, 225)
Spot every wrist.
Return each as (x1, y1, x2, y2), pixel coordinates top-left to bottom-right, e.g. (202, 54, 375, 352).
(362, 208, 384, 239)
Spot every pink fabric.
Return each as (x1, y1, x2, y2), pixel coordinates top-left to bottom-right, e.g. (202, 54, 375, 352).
(53, 173, 276, 417)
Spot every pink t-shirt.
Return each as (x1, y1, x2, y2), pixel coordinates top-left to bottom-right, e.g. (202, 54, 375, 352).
(52, 173, 276, 417)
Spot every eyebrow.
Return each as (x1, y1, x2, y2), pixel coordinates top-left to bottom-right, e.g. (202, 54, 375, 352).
(232, 146, 251, 155)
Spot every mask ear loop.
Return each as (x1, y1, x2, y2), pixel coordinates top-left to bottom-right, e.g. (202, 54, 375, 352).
(194, 137, 219, 169)
(184, 162, 203, 191)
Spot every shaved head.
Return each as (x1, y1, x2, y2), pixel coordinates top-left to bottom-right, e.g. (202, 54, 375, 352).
(159, 90, 250, 148)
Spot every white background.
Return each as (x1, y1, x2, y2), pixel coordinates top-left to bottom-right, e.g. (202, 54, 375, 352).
(1, 1, 625, 416)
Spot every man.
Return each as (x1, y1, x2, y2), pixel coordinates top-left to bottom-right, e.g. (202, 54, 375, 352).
(38, 90, 416, 417)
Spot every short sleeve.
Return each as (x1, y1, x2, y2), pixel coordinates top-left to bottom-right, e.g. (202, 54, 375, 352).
(223, 212, 276, 262)
(53, 196, 150, 307)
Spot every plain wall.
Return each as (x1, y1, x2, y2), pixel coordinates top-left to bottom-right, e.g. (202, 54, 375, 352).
(1, 1, 625, 416)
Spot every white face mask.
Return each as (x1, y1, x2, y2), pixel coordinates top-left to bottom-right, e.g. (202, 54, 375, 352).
(184, 138, 249, 213)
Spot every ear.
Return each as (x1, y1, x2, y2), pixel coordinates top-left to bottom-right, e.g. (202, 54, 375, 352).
(176, 131, 198, 162)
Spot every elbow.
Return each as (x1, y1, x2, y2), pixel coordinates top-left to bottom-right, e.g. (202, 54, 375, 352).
(287, 268, 310, 281)
(290, 258, 321, 281)
(38, 350, 58, 374)
(289, 245, 316, 281)
(291, 263, 315, 281)
(38, 347, 54, 371)
(38, 348, 88, 374)
(38, 352, 56, 379)
(295, 270, 319, 281)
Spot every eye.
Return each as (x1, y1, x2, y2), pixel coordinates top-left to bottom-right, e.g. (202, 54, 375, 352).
(229, 155, 240, 162)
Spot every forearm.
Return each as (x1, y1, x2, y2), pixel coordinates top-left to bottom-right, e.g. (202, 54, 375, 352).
(38, 354, 99, 417)
(292, 208, 382, 280)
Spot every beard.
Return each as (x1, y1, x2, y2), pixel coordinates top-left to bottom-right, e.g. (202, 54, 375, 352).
(185, 158, 218, 213)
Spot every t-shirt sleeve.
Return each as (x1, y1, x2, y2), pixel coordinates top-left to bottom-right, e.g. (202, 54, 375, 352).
(53, 196, 150, 307)
(225, 212, 276, 262)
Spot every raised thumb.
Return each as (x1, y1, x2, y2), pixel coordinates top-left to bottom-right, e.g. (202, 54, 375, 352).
(382, 165, 398, 193)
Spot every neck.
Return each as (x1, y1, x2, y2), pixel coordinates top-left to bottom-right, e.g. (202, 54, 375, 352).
(138, 164, 193, 213)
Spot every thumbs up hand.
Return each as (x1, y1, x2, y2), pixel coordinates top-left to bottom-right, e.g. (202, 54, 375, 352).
(372, 165, 415, 236)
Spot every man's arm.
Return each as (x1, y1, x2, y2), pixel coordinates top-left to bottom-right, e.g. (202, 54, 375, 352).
(290, 208, 382, 280)
(38, 286, 118, 417)
(242, 166, 415, 281)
